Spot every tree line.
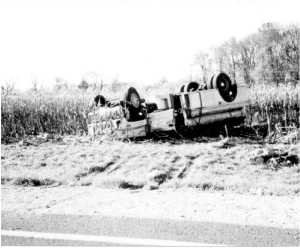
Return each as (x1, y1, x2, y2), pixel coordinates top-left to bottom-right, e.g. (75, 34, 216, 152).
(194, 23, 300, 86)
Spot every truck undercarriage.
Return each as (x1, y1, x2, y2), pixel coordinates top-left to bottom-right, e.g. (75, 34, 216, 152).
(88, 72, 250, 139)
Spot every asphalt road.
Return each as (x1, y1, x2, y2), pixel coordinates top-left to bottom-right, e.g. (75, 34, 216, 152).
(1, 211, 300, 246)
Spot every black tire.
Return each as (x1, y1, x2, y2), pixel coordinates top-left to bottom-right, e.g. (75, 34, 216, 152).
(222, 83, 237, 102)
(212, 72, 231, 90)
(179, 82, 199, 92)
(123, 87, 146, 121)
(186, 81, 200, 92)
(94, 95, 107, 107)
(124, 87, 141, 109)
(209, 74, 215, 89)
(212, 72, 237, 102)
(179, 84, 186, 92)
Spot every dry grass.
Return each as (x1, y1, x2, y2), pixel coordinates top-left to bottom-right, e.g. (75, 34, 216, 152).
(1, 135, 299, 196)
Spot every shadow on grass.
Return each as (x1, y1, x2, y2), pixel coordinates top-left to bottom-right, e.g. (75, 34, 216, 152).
(131, 123, 268, 145)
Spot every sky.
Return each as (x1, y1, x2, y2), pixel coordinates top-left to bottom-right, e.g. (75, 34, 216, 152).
(0, 0, 300, 90)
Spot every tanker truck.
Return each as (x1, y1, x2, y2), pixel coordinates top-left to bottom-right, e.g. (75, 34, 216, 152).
(87, 72, 250, 139)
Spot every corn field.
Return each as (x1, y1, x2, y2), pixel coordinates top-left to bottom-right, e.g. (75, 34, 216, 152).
(1, 91, 90, 143)
(1, 84, 300, 143)
(247, 84, 300, 133)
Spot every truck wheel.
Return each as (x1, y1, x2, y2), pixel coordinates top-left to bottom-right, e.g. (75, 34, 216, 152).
(123, 87, 146, 121)
(186, 81, 200, 92)
(94, 94, 107, 107)
(211, 72, 232, 89)
(212, 72, 237, 102)
(179, 82, 199, 92)
(179, 84, 186, 92)
(209, 75, 215, 89)
(221, 84, 237, 102)
(124, 87, 141, 108)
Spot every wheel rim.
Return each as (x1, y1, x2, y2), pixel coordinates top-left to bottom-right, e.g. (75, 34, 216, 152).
(218, 79, 230, 91)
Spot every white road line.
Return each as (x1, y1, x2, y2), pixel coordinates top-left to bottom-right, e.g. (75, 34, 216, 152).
(2, 230, 222, 246)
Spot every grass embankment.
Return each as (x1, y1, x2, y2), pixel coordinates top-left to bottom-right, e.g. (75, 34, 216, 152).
(1, 136, 299, 196)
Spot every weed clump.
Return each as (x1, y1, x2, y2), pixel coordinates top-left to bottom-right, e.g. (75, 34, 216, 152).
(253, 148, 299, 170)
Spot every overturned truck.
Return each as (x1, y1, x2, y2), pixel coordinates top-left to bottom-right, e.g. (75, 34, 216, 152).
(87, 72, 250, 139)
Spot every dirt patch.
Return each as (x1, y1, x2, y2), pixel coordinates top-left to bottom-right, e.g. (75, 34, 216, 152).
(119, 181, 144, 190)
(75, 161, 116, 180)
(12, 177, 59, 187)
(153, 173, 170, 185)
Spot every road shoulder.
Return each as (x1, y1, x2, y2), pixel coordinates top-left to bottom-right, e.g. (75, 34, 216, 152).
(2, 186, 300, 229)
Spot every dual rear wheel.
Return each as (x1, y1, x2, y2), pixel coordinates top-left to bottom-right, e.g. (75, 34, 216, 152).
(179, 72, 237, 102)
